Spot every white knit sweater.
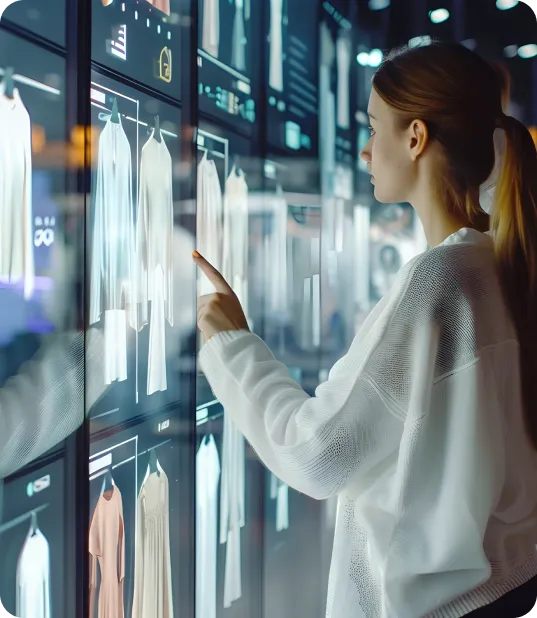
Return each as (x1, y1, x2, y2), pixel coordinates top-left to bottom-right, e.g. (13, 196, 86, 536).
(200, 228, 537, 618)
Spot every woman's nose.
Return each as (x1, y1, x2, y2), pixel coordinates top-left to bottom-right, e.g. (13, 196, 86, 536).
(360, 147, 371, 163)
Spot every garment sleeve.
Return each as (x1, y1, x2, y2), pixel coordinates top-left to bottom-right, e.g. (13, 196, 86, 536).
(131, 486, 145, 618)
(43, 538, 51, 618)
(89, 135, 105, 325)
(198, 254, 447, 501)
(22, 108, 34, 301)
(0, 329, 104, 480)
(219, 413, 230, 544)
(166, 151, 174, 327)
(16, 542, 23, 618)
(222, 175, 232, 286)
(163, 476, 174, 618)
(199, 329, 403, 500)
(134, 149, 148, 331)
(118, 492, 125, 582)
(126, 141, 138, 331)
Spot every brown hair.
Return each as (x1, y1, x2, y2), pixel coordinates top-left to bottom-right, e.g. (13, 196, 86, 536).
(372, 41, 537, 450)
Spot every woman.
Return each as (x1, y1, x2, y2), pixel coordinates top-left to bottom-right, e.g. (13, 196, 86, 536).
(194, 41, 537, 618)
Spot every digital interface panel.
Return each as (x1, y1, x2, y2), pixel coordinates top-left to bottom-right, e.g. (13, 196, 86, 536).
(197, 0, 260, 136)
(0, 31, 68, 349)
(265, 0, 319, 155)
(0, 460, 66, 618)
(89, 413, 189, 618)
(320, 0, 357, 168)
(87, 72, 196, 432)
(92, 0, 189, 101)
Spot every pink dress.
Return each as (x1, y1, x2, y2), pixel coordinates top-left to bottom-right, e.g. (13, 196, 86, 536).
(89, 486, 125, 618)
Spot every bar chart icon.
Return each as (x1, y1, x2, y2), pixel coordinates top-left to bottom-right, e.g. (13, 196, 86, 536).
(107, 24, 127, 61)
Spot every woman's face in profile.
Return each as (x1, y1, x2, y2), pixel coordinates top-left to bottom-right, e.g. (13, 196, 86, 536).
(359, 88, 414, 205)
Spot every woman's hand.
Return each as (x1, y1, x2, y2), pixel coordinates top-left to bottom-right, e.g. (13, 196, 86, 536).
(193, 251, 250, 343)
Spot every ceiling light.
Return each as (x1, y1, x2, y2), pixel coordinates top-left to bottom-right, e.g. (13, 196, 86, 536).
(503, 44, 518, 58)
(368, 49, 384, 67)
(518, 43, 537, 59)
(409, 35, 432, 48)
(429, 8, 450, 23)
(357, 52, 370, 66)
(368, 0, 390, 9)
(496, 0, 519, 10)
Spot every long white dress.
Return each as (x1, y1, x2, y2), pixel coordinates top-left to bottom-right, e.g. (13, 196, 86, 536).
(222, 167, 249, 318)
(264, 187, 288, 318)
(132, 466, 173, 618)
(219, 167, 249, 608)
(202, 0, 219, 58)
(134, 133, 174, 395)
(16, 528, 51, 618)
(231, 0, 247, 71)
(90, 117, 135, 384)
(0, 86, 34, 300)
(197, 153, 223, 296)
(219, 410, 246, 608)
(196, 435, 221, 618)
(336, 33, 351, 130)
(270, 473, 289, 532)
(269, 0, 284, 92)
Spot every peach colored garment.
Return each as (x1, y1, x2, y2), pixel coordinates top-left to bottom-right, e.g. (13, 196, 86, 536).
(145, 0, 170, 16)
(89, 486, 125, 618)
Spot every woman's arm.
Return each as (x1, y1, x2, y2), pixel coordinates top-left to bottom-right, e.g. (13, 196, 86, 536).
(200, 329, 403, 500)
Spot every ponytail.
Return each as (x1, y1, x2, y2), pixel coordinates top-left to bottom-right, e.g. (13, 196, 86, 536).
(491, 114, 537, 450)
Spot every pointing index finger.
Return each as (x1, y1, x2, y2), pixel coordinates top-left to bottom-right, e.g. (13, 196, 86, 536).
(193, 251, 234, 295)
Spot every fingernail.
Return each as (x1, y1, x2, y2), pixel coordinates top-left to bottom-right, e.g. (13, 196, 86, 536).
(193, 251, 200, 258)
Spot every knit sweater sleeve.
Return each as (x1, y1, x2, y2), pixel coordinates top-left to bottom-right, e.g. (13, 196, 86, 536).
(199, 245, 494, 506)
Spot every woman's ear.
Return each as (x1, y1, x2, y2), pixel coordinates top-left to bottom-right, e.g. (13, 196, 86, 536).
(408, 119, 429, 161)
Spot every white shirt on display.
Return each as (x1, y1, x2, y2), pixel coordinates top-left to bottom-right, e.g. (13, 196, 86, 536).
(16, 529, 51, 618)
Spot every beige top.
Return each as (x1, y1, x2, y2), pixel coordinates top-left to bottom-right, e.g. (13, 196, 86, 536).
(89, 486, 125, 618)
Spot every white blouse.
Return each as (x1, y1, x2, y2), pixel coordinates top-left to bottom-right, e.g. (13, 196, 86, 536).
(0, 87, 34, 300)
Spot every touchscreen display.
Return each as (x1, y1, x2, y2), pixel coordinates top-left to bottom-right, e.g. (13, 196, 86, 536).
(87, 72, 196, 432)
(0, 31, 69, 364)
(0, 460, 66, 618)
(197, 0, 260, 136)
(2, 0, 66, 47)
(92, 0, 189, 101)
(89, 413, 189, 618)
(320, 0, 357, 169)
(265, 0, 319, 155)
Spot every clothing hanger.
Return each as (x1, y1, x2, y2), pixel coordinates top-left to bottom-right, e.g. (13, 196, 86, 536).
(100, 468, 115, 496)
(110, 97, 120, 124)
(29, 511, 38, 537)
(149, 448, 161, 477)
(2, 67, 15, 99)
(232, 155, 241, 175)
(153, 115, 162, 143)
